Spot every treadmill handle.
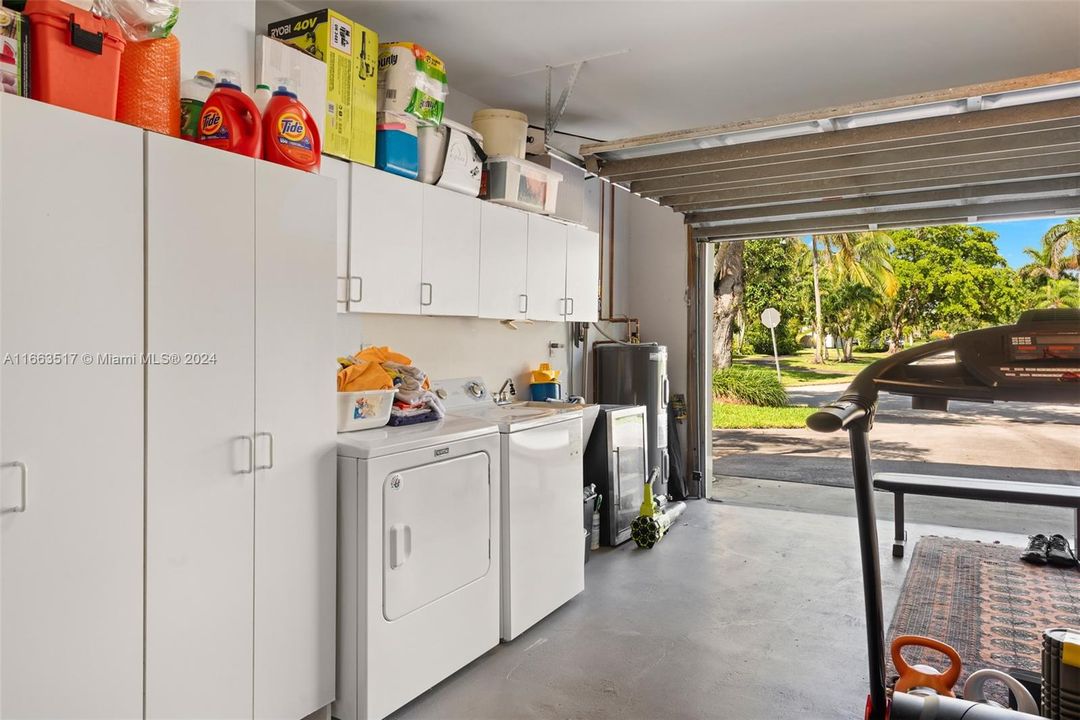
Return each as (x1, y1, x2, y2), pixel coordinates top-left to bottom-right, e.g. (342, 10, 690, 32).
(806, 397, 869, 433)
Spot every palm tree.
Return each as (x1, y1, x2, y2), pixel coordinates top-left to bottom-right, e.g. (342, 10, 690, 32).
(1021, 218, 1080, 284)
(806, 231, 897, 361)
(1036, 278, 1080, 309)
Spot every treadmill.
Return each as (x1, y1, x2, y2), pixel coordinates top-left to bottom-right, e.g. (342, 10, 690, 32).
(807, 309, 1080, 720)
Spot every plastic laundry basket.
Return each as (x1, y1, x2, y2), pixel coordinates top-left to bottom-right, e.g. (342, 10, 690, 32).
(24, 0, 126, 120)
(337, 389, 397, 432)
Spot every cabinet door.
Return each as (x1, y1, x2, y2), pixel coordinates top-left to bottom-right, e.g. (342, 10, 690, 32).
(478, 203, 529, 319)
(526, 215, 569, 322)
(145, 134, 256, 720)
(421, 186, 481, 317)
(254, 162, 337, 719)
(349, 164, 423, 314)
(564, 226, 600, 323)
(322, 156, 352, 313)
(0, 95, 144, 720)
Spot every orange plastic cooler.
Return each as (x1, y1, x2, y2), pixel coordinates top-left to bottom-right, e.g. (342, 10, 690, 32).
(24, 0, 126, 119)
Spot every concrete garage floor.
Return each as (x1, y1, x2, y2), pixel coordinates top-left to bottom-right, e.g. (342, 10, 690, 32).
(386, 499, 1032, 720)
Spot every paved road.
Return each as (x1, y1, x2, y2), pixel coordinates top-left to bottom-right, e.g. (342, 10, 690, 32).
(714, 383, 1080, 488)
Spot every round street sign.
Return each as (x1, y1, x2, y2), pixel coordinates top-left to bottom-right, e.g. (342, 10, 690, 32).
(760, 307, 781, 329)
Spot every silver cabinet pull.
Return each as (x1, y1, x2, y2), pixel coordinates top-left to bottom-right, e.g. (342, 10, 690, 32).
(1, 461, 28, 513)
(237, 436, 254, 474)
(336, 276, 348, 304)
(567, 297, 575, 316)
(559, 298, 567, 316)
(421, 282, 433, 307)
(519, 294, 528, 314)
(255, 432, 274, 471)
(348, 276, 363, 303)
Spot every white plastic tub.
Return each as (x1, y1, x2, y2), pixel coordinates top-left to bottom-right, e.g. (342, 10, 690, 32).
(483, 155, 563, 214)
(418, 119, 484, 194)
(337, 389, 397, 432)
(472, 109, 527, 158)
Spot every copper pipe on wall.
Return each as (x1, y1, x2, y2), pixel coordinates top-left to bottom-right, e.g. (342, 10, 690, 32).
(599, 180, 641, 341)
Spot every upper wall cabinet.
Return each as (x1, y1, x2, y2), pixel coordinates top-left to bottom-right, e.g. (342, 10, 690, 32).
(565, 224, 601, 323)
(478, 203, 529, 320)
(421, 186, 481, 317)
(349, 163, 424, 315)
(333, 162, 600, 322)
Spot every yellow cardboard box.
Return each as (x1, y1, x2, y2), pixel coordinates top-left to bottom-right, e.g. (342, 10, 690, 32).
(350, 21, 378, 166)
(267, 8, 355, 160)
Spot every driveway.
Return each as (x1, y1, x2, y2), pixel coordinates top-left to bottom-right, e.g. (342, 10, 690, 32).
(713, 383, 1080, 488)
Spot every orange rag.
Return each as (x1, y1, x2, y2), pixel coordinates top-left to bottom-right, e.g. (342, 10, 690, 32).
(336, 346, 420, 392)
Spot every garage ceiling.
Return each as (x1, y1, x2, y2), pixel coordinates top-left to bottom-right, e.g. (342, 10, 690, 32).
(296, 1, 1080, 143)
(581, 70, 1080, 240)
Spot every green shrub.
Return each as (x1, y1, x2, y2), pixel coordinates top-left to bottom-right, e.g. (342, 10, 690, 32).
(928, 329, 951, 341)
(745, 322, 800, 356)
(712, 364, 789, 407)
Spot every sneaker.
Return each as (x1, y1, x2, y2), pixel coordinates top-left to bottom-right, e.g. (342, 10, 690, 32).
(1046, 534, 1078, 568)
(1021, 534, 1050, 565)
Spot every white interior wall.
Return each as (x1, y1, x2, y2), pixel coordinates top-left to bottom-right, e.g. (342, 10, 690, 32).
(173, 0, 257, 91)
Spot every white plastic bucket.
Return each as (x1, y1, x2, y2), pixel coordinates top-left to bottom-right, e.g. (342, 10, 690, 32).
(472, 109, 527, 159)
(337, 389, 397, 432)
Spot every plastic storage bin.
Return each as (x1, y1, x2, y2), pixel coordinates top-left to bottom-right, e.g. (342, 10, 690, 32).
(24, 0, 126, 120)
(418, 119, 484, 195)
(375, 112, 419, 180)
(483, 155, 563, 215)
(337, 389, 397, 432)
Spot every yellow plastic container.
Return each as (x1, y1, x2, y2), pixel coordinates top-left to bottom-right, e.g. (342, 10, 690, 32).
(531, 362, 560, 384)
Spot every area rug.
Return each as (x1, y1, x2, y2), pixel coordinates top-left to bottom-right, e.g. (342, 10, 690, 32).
(886, 537, 1080, 694)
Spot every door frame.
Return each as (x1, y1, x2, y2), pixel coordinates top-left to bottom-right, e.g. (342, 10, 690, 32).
(686, 229, 713, 499)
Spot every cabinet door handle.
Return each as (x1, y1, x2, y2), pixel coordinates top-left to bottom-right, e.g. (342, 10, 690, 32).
(519, 294, 528, 314)
(567, 297, 575, 316)
(255, 431, 274, 471)
(1, 461, 28, 513)
(237, 436, 254, 475)
(559, 298, 566, 316)
(421, 282, 433, 307)
(336, 276, 348, 303)
(348, 276, 363, 303)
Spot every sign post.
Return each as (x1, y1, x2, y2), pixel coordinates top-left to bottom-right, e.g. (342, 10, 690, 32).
(760, 307, 782, 383)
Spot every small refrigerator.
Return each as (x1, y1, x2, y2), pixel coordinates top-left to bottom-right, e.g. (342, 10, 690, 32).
(583, 405, 648, 546)
(594, 344, 669, 496)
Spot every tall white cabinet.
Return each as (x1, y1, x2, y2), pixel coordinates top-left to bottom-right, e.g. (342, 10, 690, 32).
(0, 94, 145, 720)
(145, 134, 336, 719)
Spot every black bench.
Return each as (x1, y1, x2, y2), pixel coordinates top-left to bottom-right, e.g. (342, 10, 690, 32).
(872, 472, 1080, 558)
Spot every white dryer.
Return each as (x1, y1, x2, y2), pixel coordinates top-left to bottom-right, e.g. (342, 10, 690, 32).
(335, 416, 501, 720)
(435, 378, 586, 642)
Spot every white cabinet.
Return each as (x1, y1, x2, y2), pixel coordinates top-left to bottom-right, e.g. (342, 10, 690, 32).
(421, 185, 481, 316)
(478, 203, 529, 319)
(0, 95, 145, 720)
(526, 215, 569, 322)
(145, 134, 257, 720)
(564, 225, 601, 323)
(323, 156, 353, 313)
(336, 164, 601, 322)
(349, 163, 423, 314)
(254, 162, 337, 718)
(146, 136, 336, 719)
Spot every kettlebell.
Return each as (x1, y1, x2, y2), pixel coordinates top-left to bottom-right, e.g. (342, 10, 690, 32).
(962, 669, 1039, 714)
(892, 635, 962, 697)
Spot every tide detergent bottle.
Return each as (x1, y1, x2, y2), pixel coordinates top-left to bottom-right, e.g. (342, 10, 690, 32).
(262, 82, 321, 173)
(197, 70, 262, 158)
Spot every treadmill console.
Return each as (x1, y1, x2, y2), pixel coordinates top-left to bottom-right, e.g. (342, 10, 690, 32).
(876, 309, 1080, 405)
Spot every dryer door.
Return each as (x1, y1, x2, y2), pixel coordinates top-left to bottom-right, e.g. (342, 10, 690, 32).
(383, 452, 492, 621)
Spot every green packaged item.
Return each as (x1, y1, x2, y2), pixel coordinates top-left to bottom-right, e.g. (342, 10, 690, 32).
(377, 41, 447, 126)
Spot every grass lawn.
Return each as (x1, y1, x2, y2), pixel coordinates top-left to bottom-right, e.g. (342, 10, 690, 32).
(712, 401, 815, 429)
(735, 348, 891, 386)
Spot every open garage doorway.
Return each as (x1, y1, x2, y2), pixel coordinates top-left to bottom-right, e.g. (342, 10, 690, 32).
(581, 69, 1080, 514)
(707, 220, 1079, 540)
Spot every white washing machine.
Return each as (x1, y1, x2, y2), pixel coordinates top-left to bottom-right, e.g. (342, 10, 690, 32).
(435, 378, 586, 642)
(334, 416, 501, 720)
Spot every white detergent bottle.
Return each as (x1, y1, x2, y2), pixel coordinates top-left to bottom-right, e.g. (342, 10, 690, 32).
(254, 83, 272, 115)
(180, 70, 216, 141)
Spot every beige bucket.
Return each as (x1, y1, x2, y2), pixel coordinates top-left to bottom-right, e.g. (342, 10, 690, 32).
(472, 108, 528, 158)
